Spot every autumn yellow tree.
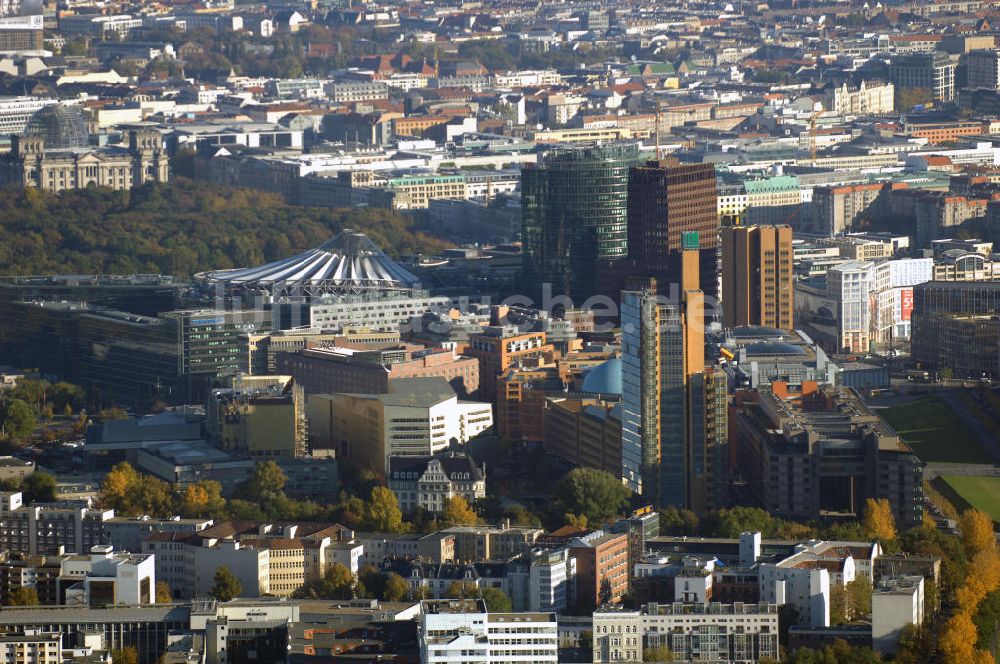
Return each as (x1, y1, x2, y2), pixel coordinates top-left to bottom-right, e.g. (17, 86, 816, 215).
(960, 508, 997, 557)
(939, 612, 978, 663)
(99, 462, 140, 510)
(179, 480, 226, 518)
(156, 580, 173, 603)
(440, 495, 478, 528)
(862, 498, 897, 542)
(366, 487, 405, 533)
(956, 549, 1000, 612)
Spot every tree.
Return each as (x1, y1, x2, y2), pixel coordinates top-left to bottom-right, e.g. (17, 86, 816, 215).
(480, 587, 512, 612)
(940, 612, 979, 663)
(961, 508, 996, 557)
(47, 382, 84, 411)
(711, 506, 779, 538)
(110, 648, 139, 664)
(553, 468, 631, 527)
(830, 584, 849, 625)
(845, 578, 872, 620)
(1, 399, 35, 439)
(211, 566, 242, 601)
(20, 472, 57, 503)
(862, 498, 897, 542)
(156, 580, 173, 603)
(317, 563, 357, 599)
(239, 461, 287, 501)
(441, 495, 478, 527)
(445, 581, 479, 599)
(384, 573, 410, 602)
(179, 480, 226, 518)
(366, 487, 405, 533)
(100, 461, 140, 510)
(895, 86, 932, 111)
(643, 645, 674, 662)
(659, 506, 699, 535)
(6, 587, 39, 606)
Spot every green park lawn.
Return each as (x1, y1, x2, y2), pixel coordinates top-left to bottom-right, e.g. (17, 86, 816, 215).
(880, 396, 993, 464)
(941, 475, 1000, 522)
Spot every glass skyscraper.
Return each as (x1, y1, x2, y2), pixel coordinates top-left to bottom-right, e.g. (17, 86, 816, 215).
(521, 143, 639, 304)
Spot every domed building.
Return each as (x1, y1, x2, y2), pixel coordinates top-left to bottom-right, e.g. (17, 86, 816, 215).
(0, 119, 168, 192)
(23, 104, 89, 149)
(580, 358, 623, 395)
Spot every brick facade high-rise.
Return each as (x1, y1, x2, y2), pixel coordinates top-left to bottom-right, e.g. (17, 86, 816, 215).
(626, 158, 719, 299)
(721, 224, 794, 331)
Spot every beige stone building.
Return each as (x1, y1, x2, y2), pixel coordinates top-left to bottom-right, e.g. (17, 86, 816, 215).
(0, 127, 168, 192)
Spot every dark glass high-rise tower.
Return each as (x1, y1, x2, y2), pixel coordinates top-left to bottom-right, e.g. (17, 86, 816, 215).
(520, 143, 639, 303)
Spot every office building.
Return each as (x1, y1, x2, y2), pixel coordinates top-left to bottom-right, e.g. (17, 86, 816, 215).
(524, 547, 577, 613)
(626, 159, 720, 298)
(279, 345, 480, 398)
(206, 375, 306, 459)
(911, 281, 1000, 378)
(826, 258, 932, 353)
(308, 377, 493, 472)
(968, 49, 1000, 90)
(543, 396, 623, 479)
(567, 531, 629, 612)
(733, 382, 923, 529)
(246, 327, 400, 375)
(0, 97, 57, 136)
(721, 326, 839, 388)
(620, 248, 724, 510)
(520, 143, 638, 302)
(592, 603, 780, 664)
(0, 0, 43, 52)
(419, 599, 558, 664)
(61, 545, 156, 607)
(889, 52, 956, 103)
(467, 326, 553, 403)
(721, 224, 794, 331)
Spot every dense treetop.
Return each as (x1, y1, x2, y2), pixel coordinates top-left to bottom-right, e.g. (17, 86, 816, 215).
(0, 180, 451, 277)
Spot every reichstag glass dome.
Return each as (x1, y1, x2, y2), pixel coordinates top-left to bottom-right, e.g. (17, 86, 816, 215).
(23, 104, 89, 149)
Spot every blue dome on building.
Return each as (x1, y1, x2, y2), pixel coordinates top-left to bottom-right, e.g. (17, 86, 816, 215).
(581, 358, 623, 395)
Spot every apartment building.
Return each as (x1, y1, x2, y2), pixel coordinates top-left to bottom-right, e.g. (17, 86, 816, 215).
(592, 603, 780, 664)
(0, 492, 113, 556)
(826, 80, 894, 115)
(0, 632, 62, 664)
(810, 183, 888, 237)
(325, 81, 389, 103)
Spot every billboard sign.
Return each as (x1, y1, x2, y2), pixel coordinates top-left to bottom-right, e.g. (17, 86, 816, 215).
(899, 287, 914, 322)
(0, 0, 43, 30)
